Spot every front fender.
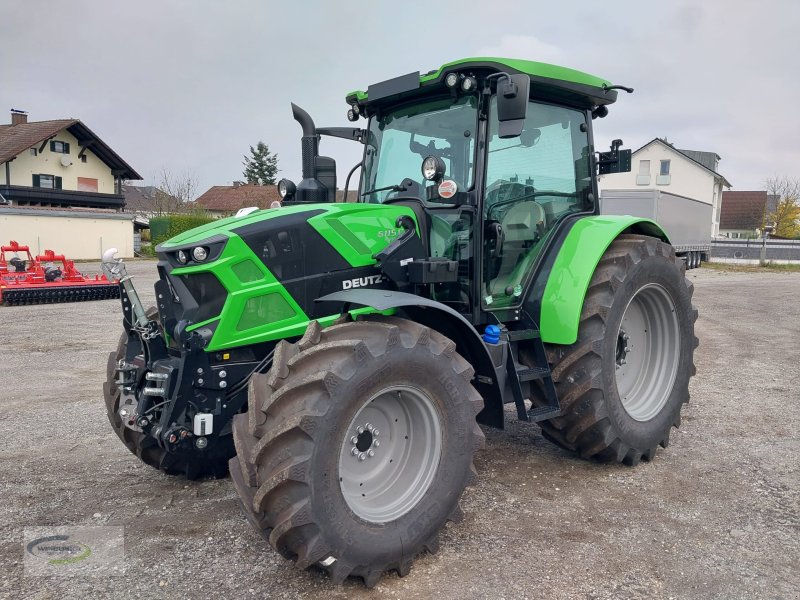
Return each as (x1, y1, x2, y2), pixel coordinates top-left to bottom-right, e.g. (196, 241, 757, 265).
(540, 215, 669, 345)
(317, 289, 505, 429)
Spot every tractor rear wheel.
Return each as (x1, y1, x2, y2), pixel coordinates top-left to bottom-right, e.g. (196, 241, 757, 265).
(530, 235, 698, 465)
(102, 307, 233, 479)
(230, 315, 484, 586)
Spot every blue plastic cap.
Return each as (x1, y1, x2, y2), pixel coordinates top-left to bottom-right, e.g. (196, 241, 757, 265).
(483, 324, 501, 344)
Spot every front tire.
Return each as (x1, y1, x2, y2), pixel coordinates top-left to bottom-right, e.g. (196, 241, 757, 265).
(531, 235, 698, 465)
(102, 308, 233, 479)
(230, 315, 484, 586)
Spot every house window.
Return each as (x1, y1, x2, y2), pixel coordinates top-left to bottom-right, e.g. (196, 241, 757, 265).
(50, 140, 70, 154)
(32, 174, 62, 189)
(636, 159, 651, 185)
(657, 159, 671, 185)
(77, 177, 98, 192)
(29, 148, 37, 156)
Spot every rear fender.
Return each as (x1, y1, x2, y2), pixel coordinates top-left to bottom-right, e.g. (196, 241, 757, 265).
(540, 216, 669, 345)
(317, 290, 505, 429)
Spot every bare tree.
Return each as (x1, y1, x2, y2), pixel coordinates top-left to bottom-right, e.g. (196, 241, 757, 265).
(764, 176, 800, 238)
(154, 167, 199, 215)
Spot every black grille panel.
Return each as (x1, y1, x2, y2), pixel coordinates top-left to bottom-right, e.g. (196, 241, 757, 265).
(176, 272, 227, 323)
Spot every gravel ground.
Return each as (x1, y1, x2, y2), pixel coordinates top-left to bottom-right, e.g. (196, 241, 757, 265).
(0, 261, 798, 599)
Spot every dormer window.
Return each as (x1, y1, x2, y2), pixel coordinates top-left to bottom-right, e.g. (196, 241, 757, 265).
(50, 140, 70, 154)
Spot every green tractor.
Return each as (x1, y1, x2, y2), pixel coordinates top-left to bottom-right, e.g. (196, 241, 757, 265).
(103, 57, 697, 585)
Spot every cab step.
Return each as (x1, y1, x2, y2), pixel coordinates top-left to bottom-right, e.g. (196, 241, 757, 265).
(516, 366, 550, 381)
(505, 319, 561, 423)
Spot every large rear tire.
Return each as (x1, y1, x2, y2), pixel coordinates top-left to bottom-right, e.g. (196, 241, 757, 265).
(230, 315, 484, 586)
(102, 307, 233, 479)
(530, 235, 698, 465)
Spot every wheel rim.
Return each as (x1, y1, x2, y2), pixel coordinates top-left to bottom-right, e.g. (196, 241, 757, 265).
(338, 385, 442, 523)
(614, 283, 681, 421)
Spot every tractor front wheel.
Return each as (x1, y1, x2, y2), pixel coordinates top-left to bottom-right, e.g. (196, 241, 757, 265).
(230, 315, 484, 586)
(531, 234, 698, 465)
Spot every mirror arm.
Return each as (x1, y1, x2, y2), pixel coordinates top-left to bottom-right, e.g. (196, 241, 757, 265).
(317, 127, 368, 144)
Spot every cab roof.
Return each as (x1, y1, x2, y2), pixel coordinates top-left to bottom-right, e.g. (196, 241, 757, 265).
(346, 57, 619, 113)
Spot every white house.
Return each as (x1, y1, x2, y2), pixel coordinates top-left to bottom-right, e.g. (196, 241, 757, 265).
(598, 138, 731, 237)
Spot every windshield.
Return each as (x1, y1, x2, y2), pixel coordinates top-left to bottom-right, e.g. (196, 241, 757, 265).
(360, 96, 478, 203)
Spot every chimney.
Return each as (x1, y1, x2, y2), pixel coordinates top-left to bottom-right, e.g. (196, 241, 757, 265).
(233, 180, 245, 187)
(10, 108, 28, 126)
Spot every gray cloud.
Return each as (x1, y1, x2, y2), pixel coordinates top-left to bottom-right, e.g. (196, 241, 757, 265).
(2, 0, 797, 193)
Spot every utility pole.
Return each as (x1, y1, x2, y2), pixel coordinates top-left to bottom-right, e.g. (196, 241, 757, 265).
(760, 224, 774, 266)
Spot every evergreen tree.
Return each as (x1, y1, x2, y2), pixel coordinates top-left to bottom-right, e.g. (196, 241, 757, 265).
(242, 142, 279, 185)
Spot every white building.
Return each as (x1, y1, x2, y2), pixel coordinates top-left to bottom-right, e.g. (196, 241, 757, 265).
(598, 138, 731, 237)
(0, 109, 142, 257)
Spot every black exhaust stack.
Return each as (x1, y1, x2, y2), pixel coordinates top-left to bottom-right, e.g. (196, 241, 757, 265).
(291, 103, 337, 202)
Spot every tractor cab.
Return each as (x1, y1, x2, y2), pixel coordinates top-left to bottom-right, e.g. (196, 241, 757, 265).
(279, 58, 629, 318)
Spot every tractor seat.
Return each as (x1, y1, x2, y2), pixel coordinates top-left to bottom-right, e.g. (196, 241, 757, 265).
(490, 200, 546, 295)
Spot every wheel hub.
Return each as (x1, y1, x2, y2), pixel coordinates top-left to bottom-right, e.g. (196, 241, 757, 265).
(615, 330, 632, 367)
(349, 423, 380, 460)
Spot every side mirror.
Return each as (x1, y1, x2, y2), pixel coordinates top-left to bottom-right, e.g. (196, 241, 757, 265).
(496, 74, 530, 138)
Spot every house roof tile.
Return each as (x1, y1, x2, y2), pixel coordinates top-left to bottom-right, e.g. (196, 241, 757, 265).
(195, 184, 282, 212)
(720, 190, 768, 230)
(0, 118, 141, 179)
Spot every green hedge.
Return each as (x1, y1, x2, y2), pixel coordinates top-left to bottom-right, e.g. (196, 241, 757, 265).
(150, 212, 215, 246)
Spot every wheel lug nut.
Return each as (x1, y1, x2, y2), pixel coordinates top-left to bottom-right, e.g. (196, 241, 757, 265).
(351, 436, 358, 444)
(367, 449, 375, 457)
(357, 426, 364, 434)
(373, 440, 380, 447)
(373, 429, 380, 436)
(358, 453, 366, 461)
(351, 448, 359, 456)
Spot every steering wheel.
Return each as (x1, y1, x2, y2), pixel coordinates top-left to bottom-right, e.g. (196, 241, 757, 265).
(485, 179, 536, 218)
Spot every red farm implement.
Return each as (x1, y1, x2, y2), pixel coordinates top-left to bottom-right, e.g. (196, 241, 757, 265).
(0, 240, 120, 305)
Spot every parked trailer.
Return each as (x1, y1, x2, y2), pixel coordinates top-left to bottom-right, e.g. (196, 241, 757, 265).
(600, 188, 712, 268)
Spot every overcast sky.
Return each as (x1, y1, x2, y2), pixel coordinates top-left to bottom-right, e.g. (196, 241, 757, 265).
(2, 0, 798, 195)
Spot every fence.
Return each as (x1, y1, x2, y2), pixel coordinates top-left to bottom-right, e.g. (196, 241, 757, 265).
(709, 239, 800, 264)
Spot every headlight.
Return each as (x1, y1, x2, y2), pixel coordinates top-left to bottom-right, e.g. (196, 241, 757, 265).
(278, 178, 296, 199)
(176, 250, 188, 264)
(461, 75, 477, 92)
(421, 155, 446, 182)
(192, 246, 208, 262)
(445, 72, 459, 88)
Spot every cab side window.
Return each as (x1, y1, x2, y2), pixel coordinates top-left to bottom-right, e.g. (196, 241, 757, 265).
(483, 99, 591, 308)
